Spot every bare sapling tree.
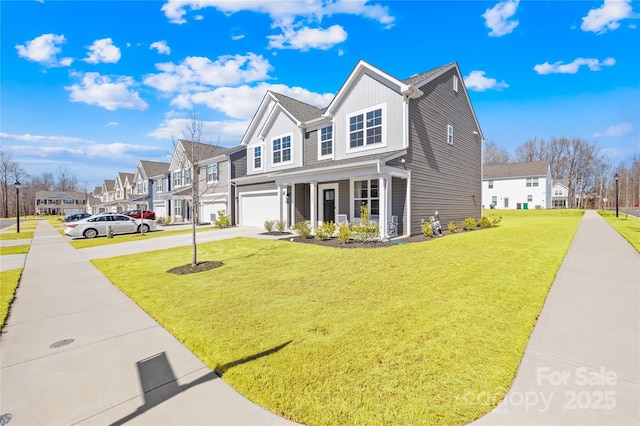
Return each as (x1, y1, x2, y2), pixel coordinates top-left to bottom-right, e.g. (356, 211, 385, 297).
(483, 140, 510, 165)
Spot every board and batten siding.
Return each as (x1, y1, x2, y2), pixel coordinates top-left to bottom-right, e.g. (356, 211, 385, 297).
(331, 72, 405, 160)
(262, 110, 302, 171)
(400, 68, 482, 233)
(245, 98, 276, 176)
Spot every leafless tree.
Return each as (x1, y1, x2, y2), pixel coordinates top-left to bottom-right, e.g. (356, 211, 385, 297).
(0, 151, 25, 218)
(483, 140, 510, 165)
(56, 166, 79, 191)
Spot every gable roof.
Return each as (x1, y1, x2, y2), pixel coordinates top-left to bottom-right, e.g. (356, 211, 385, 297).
(102, 180, 115, 191)
(173, 140, 240, 167)
(271, 92, 324, 122)
(35, 190, 86, 199)
(140, 160, 170, 178)
(403, 62, 456, 86)
(484, 161, 550, 180)
(553, 178, 569, 189)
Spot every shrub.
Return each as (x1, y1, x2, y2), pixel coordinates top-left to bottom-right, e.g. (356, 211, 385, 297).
(351, 205, 379, 242)
(464, 217, 477, 230)
(264, 220, 275, 232)
(315, 221, 335, 240)
(478, 216, 492, 228)
(448, 221, 457, 233)
(275, 220, 287, 233)
(166, 215, 172, 224)
(293, 221, 311, 239)
(215, 210, 232, 228)
(422, 221, 434, 237)
(489, 213, 503, 226)
(337, 224, 351, 244)
(156, 216, 165, 224)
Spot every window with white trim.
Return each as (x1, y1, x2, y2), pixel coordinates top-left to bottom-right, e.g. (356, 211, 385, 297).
(184, 168, 192, 185)
(206, 163, 219, 182)
(526, 178, 539, 187)
(491, 196, 497, 206)
(173, 170, 182, 187)
(137, 181, 144, 194)
(320, 125, 333, 157)
(527, 195, 533, 202)
(175, 203, 182, 218)
(254, 146, 262, 169)
(488, 180, 493, 189)
(273, 135, 291, 164)
(349, 107, 383, 149)
(157, 179, 163, 193)
(453, 75, 459, 92)
(447, 125, 454, 145)
(554, 189, 562, 196)
(353, 179, 379, 218)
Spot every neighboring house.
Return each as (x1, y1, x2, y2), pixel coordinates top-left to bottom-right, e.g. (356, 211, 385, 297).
(131, 160, 170, 217)
(233, 59, 483, 237)
(35, 190, 87, 215)
(98, 179, 117, 212)
(483, 161, 552, 209)
(552, 179, 569, 208)
(113, 172, 135, 212)
(86, 186, 103, 214)
(162, 140, 245, 224)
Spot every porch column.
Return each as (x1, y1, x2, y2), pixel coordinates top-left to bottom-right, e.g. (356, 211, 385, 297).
(170, 198, 175, 223)
(379, 176, 387, 240)
(290, 184, 296, 227)
(277, 184, 284, 223)
(406, 172, 412, 235)
(310, 181, 317, 235)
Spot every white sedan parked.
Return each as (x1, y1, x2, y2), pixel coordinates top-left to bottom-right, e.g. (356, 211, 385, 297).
(64, 213, 157, 239)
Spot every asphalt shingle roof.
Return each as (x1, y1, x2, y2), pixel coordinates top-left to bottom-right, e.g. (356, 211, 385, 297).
(483, 161, 549, 179)
(140, 160, 170, 178)
(270, 92, 324, 122)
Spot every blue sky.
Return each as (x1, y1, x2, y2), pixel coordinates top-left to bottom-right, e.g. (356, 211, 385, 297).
(1, 0, 638, 190)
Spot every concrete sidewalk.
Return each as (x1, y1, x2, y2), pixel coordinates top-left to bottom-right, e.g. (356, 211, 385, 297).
(473, 210, 639, 425)
(0, 221, 296, 425)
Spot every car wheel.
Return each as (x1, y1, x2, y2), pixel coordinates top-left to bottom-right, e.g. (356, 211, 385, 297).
(138, 224, 149, 233)
(84, 228, 98, 239)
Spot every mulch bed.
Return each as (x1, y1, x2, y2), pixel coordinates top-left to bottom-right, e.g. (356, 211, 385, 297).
(167, 260, 224, 274)
(279, 234, 433, 248)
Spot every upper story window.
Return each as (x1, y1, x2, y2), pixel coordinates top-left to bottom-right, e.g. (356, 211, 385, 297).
(157, 178, 164, 193)
(173, 170, 182, 187)
(447, 125, 454, 145)
(206, 163, 219, 182)
(453, 75, 459, 92)
(254, 146, 262, 170)
(273, 135, 291, 164)
(349, 107, 383, 149)
(184, 168, 192, 185)
(488, 180, 494, 189)
(320, 125, 333, 157)
(116, 189, 123, 199)
(526, 178, 539, 187)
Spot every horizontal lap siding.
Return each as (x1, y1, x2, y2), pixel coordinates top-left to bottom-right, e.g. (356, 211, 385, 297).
(405, 68, 482, 233)
(294, 183, 310, 223)
(391, 177, 407, 235)
(236, 181, 277, 195)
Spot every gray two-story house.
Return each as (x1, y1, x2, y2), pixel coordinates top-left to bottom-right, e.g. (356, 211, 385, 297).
(233, 60, 483, 237)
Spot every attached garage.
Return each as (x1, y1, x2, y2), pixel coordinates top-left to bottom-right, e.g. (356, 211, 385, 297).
(239, 191, 280, 228)
(201, 201, 228, 224)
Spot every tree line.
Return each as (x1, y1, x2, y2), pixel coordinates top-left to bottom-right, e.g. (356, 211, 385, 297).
(0, 151, 82, 218)
(484, 137, 639, 209)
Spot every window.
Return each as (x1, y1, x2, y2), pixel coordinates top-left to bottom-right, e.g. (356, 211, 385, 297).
(491, 196, 497, 206)
(349, 107, 383, 149)
(447, 125, 454, 145)
(554, 189, 562, 196)
(273, 135, 291, 164)
(453, 75, 459, 92)
(137, 182, 143, 194)
(175, 203, 182, 218)
(353, 179, 379, 218)
(206, 163, 219, 182)
(173, 170, 182, 187)
(254, 146, 262, 169)
(527, 195, 533, 202)
(488, 180, 494, 189)
(157, 179, 163, 192)
(184, 168, 192, 185)
(526, 178, 539, 187)
(320, 126, 333, 157)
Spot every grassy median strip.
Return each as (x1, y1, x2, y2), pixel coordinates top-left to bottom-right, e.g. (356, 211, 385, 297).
(1, 269, 22, 328)
(0, 231, 35, 241)
(597, 210, 640, 252)
(68, 226, 217, 249)
(93, 209, 583, 426)
(0, 244, 30, 255)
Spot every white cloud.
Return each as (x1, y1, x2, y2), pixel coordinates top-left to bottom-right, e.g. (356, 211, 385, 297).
(150, 40, 171, 55)
(581, 0, 634, 34)
(463, 71, 509, 91)
(483, 0, 520, 37)
(231, 34, 245, 41)
(65, 72, 148, 111)
(15, 33, 74, 67)
(160, 0, 393, 50)
(171, 82, 334, 120)
(593, 122, 634, 137)
(533, 57, 616, 74)
(268, 24, 347, 51)
(0, 132, 83, 144)
(85, 38, 121, 64)
(148, 116, 250, 145)
(144, 53, 272, 93)
(106, 122, 119, 127)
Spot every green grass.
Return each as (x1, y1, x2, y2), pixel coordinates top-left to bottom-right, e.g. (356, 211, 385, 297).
(93, 209, 583, 426)
(1, 269, 22, 328)
(597, 210, 640, 252)
(0, 244, 30, 255)
(68, 226, 218, 249)
(0, 231, 34, 240)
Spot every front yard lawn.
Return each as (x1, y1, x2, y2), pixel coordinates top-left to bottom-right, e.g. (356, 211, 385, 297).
(93, 209, 583, 426)
(1, 269, 22, 328)
(597, 210, 640, 252)
(0, 244, 30, 255)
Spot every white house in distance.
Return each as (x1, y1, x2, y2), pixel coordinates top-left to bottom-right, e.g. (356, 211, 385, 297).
(552, 178, 569, 208)
(482, 161, 552, 209)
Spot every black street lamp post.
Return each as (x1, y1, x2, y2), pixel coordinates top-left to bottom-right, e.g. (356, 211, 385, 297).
(614, 173, 620, 218)
(14, 180, 22, 233)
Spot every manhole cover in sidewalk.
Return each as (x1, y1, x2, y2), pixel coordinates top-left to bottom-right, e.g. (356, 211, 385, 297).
(50, 339, 74, 349)
(0, 413, 12, 425)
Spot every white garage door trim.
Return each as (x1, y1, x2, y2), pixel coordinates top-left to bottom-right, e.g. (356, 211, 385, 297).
(239, 190, 280, 228)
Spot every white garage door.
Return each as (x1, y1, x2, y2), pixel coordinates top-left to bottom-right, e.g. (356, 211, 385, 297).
(240, 192, 280, 228)
(201, 202, 227, 224)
